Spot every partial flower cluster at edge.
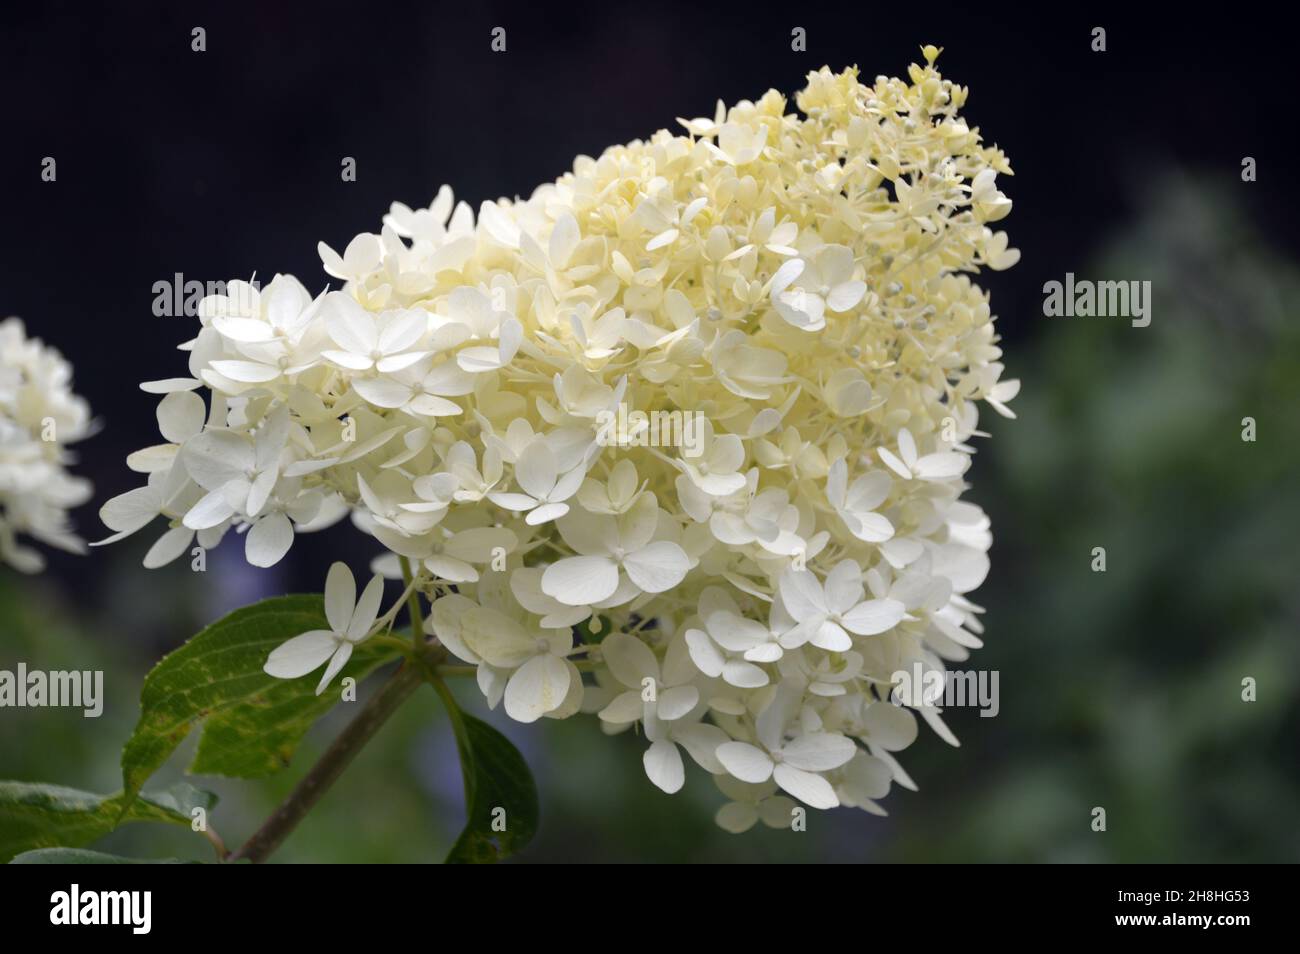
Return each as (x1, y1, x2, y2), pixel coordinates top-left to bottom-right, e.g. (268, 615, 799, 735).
(0, 317, 93, 572)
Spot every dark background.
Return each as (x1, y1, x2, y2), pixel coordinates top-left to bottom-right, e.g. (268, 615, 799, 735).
(2, 2, 1297, 862)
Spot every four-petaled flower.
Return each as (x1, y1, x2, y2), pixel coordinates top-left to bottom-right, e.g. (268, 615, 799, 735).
(264, 562, 384, 694)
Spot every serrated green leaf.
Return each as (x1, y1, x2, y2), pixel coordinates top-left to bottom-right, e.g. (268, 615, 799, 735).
(0, 780, 214, 863)
(443, 709, 539, 863)
(190, 645, 395, 778)
(120, 595, 400, 805)
(11, 847, 197, 864)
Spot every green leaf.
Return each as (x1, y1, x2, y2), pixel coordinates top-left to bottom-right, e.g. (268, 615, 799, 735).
(10, 847, 196, 864)
(120, 595, 400, 806)
(442, 706, 539, 864)
(0, 780, 214, 863)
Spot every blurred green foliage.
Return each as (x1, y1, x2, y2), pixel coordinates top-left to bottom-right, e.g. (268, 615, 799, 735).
(1, 174, 1296, 862)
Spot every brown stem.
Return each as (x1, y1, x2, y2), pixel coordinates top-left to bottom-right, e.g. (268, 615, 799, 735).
(229, 660, 425, 863)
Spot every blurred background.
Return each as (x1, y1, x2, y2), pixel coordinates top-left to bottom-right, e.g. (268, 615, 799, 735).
(1, 2, 1296, 862)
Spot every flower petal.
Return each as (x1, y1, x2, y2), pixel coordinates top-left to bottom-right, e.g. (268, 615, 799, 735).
(143, 526, 193, 568)
(347, 573, 385, 640)
(622, 541, 689, 593)
(643, 739, 685, 794)
(315, 642, 354, 695)
(601, 632, 660, 687)
(264, 630, 338, 679)
(156, 391, 206, 443)
(541, 555, 620, 606)
(504, 653, 571, 723)
(323, 562, 356, 633)
(685, 628, 725, 678)
(841, 598, 906, 636)
(656, 685, 699, 721)
(780, 732, 857, 772)
(773, 764, 839, 809)
(246, 511, 294, 567)
(716, 741, 774, 784)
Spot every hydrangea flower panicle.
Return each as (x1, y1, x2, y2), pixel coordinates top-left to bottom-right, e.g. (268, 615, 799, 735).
(104, 53, 1019, 825)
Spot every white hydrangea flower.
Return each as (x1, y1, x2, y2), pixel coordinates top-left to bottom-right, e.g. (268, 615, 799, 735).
(0, 318, 93, 572)
(714, 775, 799, 833)
(103, 52, 1019, 828)
(541, 494, 691, 606)
(779, 560, 908, 652)
(263, 561, 384, 694)
(717, 732, 857, 810)
(770, 246, 867, 332)
(430, 593, 583, 723)
(486, 438, 587, 525)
